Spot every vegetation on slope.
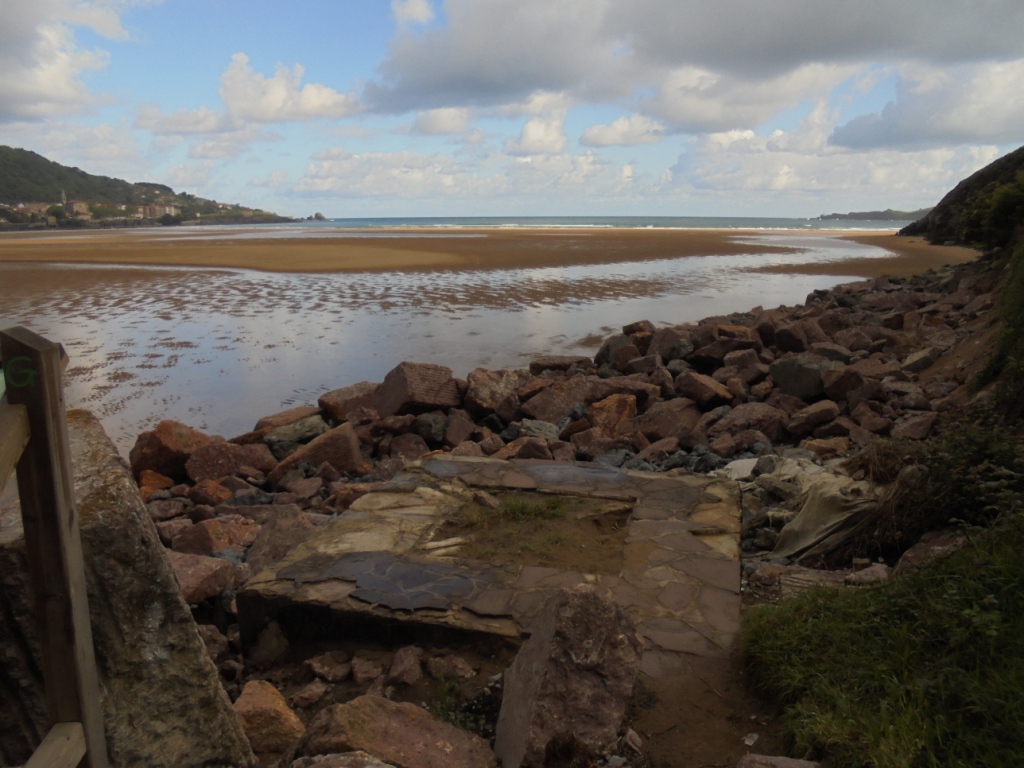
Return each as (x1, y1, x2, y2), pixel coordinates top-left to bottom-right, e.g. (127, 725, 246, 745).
(901, 145, 1024, 250)
(744, 146, 1024, 767)
(0, 145, 292, 223)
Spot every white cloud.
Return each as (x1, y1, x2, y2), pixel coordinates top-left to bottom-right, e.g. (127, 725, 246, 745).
(505, 112, 568, 156)
(220, 53, 361, 122)
(392, 0, 434, 25)
(135, 105, 231, 134)
(412, 107, 470, 135)
(646, 63, 857, 133)
(0, 119, 143, 178)
(187, 126, 280, 159)
(165, 161, 215, 191)
(581, 114, 664, 146)
(296, 147, 485, 198)
(670, 114, 1005, 213)
(831, 60, 1024, 149)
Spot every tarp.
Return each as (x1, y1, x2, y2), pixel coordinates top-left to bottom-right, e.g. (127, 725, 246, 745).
(770, 471, 881, 562)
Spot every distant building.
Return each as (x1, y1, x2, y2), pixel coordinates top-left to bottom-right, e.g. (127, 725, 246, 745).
(65, 200, 91, 218)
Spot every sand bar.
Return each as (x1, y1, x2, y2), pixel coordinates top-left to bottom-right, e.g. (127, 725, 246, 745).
(0, 226, 978, 277)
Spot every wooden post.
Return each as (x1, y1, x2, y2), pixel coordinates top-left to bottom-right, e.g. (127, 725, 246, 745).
(0, 327, 110, 768)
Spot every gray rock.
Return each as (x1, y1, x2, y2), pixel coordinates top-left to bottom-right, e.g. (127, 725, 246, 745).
(518, 418, 560, 441)
(266, 415, 329, 445)
(770, 354, 841, 401)
(0, 410, 254, 767)
(494, 585, 643, 768)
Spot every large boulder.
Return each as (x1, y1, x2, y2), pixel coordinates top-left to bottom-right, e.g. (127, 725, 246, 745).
(494, 585, 643, 768)
(297, 696, 496, 768)
(374, 363, 461, 418)
(769, 354, 841, 401)
(318, 382, 379, 423)
(0, 410, 254, 767)
(267, 423, 364, 487)
(185, 441, 277, 483)
(234, 681, 306, 756)
(708, 402, 790, 443)
(129, 419, 213, 482)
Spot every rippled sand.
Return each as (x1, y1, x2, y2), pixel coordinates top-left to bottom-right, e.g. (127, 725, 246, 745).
(0, 228, 977, 454)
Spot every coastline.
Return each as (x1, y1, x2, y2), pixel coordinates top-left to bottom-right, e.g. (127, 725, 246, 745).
(0, 226, 979, 277)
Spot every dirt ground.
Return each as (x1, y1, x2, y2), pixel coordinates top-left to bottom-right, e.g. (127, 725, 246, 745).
(429, 491, 633, 575)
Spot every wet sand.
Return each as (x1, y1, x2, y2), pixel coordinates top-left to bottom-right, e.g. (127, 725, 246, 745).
(0, 226, 978, 277)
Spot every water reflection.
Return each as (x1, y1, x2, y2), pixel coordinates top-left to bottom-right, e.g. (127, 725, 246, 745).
(0, 234, 887, 454)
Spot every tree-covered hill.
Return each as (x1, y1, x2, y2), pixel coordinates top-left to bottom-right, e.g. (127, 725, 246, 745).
(901, 144, 1024, 250)
(0, 145, 292, 223)
(0, 146, 141, 205)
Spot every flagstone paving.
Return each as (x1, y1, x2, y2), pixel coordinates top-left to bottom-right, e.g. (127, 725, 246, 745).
(239, 456, 742, 668)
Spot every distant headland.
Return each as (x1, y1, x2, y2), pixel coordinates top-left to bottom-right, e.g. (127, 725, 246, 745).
(0, 145, 296, 229)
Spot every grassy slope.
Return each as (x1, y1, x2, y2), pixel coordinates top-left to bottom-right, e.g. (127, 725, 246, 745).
(743, 147, 1024, 767)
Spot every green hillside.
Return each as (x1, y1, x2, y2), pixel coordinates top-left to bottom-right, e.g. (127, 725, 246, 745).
(818, 207, 933, 221)
(0, 145, 291, 224)
(901, 144, 1024, 249)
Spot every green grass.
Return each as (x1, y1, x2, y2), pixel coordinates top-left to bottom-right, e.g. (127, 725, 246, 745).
(742, 516, 1024, 767)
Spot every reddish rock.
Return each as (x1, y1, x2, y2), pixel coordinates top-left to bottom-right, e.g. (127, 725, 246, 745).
(630, 398, 701, 442)
(894, 528, 968, 575)
(155, 517, 193, 547)
(375, 362, 461, 418)
(520, 377, 595, 423)
(624, 354, 662, 374)
(848, 356, 902, 379)
(450, 441, 485, 457)
(549, 441, 577, 462)
(710, 433, 738, 458)
(834, 327, 873, 351)
(478, 434, 505, 455)
(298, 696, 497, 768)
(708, 402, 789, 443)
(138, 469, 175, 502)
(267, 423, 364, 486)
(623, 319, 656, 335)
(647, 366, 676, 397)
(723, 348, 760, 369)
(307, 651, 353, 683)
(129, 420, 213, 482)
(318, 382, 379, 422)
(808, 342, 853, 363)
(675, 371, 733, 407)
(636, 437, 680, 463)
(389, 433, 431, 462)
(426, 654, 476, 680)
(196, 624, 230, 665)
(610, 343, 641, 370)
(172, 515, 260, 556)
(388, 646, 424, 686)
(892, 411, 939, 440)
(185, 442, 277, 483)
(517, 377, 555, 402)
(494, 586, 642, 768)
(821, 366, 867, 401)
(492, 436, 553, 461)
(166, 550, 239, 604)
(188, 479, 234, 507)
(647, 327, 687, 360)
(255, 405, 322, 431)
(799, 437, 851, 460)
(291, 679, 331, 710)
(351, 655, 384, 686)
(148, 499, 187, 522)
(787, 400, 840, 437)
(443, 412, 476, 448)
(234, 680, 306, 755)
(587, 394, 637, 437)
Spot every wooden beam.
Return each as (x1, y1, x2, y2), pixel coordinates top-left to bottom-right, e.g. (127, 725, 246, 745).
(25, 723, 87, 768)
(0, 327, 110, 768)
(0, 399, 29, 492)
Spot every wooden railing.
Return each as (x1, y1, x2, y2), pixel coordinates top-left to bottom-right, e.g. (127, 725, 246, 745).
(0, 327, 109, 768)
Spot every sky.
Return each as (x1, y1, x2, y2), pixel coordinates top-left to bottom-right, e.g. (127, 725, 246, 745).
(1, 0, 1023, 219)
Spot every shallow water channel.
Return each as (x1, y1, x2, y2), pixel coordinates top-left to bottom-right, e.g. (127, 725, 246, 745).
(0, 234, 890, 454)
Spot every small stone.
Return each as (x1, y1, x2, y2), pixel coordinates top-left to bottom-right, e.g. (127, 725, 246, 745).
(234, 680, 306, 754)
(291, 678, 331, 709)
(387, 646, 424, 686)
(307, 651, 353, 683)
(426, 654, 476, 680)
(351, 654, 384, 686)
(249, 621, 289, 668)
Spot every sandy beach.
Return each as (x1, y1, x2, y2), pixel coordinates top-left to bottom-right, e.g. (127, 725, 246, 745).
(0, 227, 979, 276)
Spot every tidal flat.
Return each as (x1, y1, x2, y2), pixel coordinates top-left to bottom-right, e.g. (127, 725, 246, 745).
(0, 227, 976, 454)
